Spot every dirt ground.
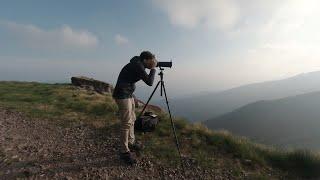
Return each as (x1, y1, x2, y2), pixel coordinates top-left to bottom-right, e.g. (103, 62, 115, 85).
(1, 108, 251, 180)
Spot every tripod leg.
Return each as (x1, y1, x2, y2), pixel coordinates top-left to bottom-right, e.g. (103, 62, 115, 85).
(160, 80, 163, 96)
(137, 80, 161, 118)
(161, 81, 185, 170)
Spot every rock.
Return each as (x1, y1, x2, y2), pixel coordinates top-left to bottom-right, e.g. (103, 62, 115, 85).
(66, 176, 73, 180)
(71, 76, 113, 94)
(134, 98, 145, 108)
(243, 159, 253, 166)
(23, 170, 31, 177)
(134, 98, 164, 114)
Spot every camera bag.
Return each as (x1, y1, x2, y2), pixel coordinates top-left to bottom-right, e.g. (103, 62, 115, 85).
(135, 112, 159, 132)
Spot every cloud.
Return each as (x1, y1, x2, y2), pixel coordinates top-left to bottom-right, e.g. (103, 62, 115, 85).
(0, 21, 98, 49)
(153, 0, 320, 89)
(246, 0, 320, 58)
(152, 0, 293, 32)
(226, 0, 320, 83)
(114, 34, 129, 45)
(60, 25, 98, 48)
(152, 0, 240, 30)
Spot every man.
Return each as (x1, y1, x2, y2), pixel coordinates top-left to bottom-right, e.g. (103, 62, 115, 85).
(113, 51, 157, 165)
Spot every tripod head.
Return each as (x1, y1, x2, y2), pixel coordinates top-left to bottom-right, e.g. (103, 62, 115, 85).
(157, 67, 166, 96)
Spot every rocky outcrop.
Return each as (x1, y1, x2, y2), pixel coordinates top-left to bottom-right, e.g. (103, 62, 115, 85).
(134, 98, 164, 114)
(71, 76, 113, 94)
(134, 98, 145, 108)
(71, 76, 163, 113)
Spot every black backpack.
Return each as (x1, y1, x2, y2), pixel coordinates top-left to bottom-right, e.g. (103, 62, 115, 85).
(135, 112, 159, 132)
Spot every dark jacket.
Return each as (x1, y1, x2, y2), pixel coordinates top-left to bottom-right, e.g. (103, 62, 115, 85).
(113, 56, 156, 99)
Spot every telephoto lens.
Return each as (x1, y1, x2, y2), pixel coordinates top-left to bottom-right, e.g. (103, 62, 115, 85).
(157, 61, 172, 68)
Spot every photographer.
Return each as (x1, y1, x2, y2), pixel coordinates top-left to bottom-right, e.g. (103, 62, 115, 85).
(113, 51, 157, 165)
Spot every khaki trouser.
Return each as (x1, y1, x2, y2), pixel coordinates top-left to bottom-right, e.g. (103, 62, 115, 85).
(115, 98, 136, 153)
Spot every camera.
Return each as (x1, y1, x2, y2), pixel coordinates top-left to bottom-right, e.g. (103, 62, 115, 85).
(157, 61, 172, 68)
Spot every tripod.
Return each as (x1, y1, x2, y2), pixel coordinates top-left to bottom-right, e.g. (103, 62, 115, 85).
(137, 68, 185, 170)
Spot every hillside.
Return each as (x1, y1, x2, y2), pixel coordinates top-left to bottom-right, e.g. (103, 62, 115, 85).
(205, 91, 320, 150)
(168, 71, 320, 122)
(0, 82, 320, 179)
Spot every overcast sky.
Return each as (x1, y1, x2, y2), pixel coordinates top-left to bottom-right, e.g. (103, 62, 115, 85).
(1, 0, 320, 96)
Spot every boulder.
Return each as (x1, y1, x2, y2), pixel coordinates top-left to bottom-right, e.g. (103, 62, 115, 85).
(71, 76, 113, 94)
(134, 98, 145, 108)
(70, 76, 163, 113)
(134, 98, 164, 114)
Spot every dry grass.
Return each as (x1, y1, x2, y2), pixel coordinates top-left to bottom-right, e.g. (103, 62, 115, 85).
(0, 81, 320, 178)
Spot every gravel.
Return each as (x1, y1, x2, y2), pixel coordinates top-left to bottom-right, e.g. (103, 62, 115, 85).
(0, 108, 281, 179)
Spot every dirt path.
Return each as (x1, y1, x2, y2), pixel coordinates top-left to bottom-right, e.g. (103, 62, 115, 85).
(0, 108, 243, 179)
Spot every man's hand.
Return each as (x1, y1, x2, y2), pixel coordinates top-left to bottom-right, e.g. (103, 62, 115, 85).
(145, 58, 157, 69)
(150, 58, 158, 69)
(140, 58, 157, 86)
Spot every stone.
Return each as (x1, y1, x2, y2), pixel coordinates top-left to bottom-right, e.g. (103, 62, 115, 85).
(134, 98, 164, 114)
(71, 76, 113, 94)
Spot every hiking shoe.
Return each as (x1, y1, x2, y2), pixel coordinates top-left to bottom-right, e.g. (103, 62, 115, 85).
(120, 152, 137, 165)
(129, 141, 144, 152)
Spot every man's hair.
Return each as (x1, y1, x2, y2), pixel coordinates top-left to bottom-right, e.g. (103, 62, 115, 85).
(140, 51, 155, 60)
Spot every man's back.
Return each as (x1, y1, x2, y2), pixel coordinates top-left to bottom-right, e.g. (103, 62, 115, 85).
(113, 56, 156, 99)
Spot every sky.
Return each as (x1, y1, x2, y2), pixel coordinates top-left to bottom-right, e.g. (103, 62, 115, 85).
(1, 0, 320, 98)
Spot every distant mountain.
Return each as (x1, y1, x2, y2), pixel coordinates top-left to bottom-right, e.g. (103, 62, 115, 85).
(167, 71, 320, 122)
(205, 91, 320, 150)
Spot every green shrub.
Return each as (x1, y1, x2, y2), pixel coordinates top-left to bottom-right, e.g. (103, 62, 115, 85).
(267, 149, 320, 177)
(65, 100, 89, 112)
(174, 118, 188, 130)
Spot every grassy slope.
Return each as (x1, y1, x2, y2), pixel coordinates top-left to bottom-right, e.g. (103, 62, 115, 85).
(0, 81, 319, 179)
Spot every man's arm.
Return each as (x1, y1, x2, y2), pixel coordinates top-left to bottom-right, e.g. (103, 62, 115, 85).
(136, 62, 156, 86)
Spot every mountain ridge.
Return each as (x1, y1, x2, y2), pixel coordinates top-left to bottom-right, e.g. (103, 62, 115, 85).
(168, 70, 320, 122)
(205, 90, 320, 150)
